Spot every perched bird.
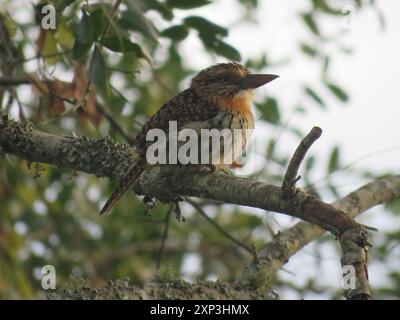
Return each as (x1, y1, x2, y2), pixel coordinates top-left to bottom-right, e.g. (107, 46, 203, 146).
(100, 62, 278, 215)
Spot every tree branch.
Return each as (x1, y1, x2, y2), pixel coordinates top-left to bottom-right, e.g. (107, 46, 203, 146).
(156, 206, 173, 269)
(245, 174, 400, 299)
(0, 76, 31, 86)
(282, 126, 322, 198)
(0, 112, 357, 235)
(50, 277, 278, 300)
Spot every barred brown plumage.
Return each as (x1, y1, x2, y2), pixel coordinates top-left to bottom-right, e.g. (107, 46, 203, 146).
(100, 62, 278, 215)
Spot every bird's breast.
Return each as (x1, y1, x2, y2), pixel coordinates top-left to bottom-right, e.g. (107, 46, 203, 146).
(216, 90, 255, 126)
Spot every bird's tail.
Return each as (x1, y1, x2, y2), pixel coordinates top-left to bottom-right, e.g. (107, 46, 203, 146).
(100, 158, 145, 216)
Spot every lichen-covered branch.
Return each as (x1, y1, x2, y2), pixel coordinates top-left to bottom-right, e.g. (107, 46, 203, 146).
(0, 112, 136, 180)
(0, 112, 357, 235)
(240, 175, 400, 299)
(50, 277, 277, 300)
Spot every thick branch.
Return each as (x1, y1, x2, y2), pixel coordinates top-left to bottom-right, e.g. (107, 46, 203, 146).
(0, 112, 357, 235)
(0, 113, 135, 180)
(50, 278, 277, 300)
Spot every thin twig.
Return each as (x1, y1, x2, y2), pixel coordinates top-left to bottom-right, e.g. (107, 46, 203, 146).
(186, 198, 256, 258)
(96, 102, 135, 145)
(19, 50, 72, 64)
(282, 126, 322, 198)
(110, 84, 144, 128)
(106, 66, 140, 74)
(49, 89, 76, 105)
(0, 76, 31, 86)
(156, 206, 173, 269)
(305, 144, 400, 190)
(101, 0, 123, 39)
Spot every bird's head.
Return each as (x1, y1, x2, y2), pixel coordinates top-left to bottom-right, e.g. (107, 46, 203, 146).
(190, 62, 278, 111)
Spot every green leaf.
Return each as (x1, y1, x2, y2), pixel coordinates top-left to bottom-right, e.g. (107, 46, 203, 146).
(42, 31, 59, 65)
(166, 0, 211, 9)
(88, 8, 105, 41)
(89, 46, 107, 89)
(101, 37, 152, 63)
(211, 40, 241, 61)
(245, 54, 269, 69)
(312, 0, 342, 15)
(239, 0, 258, 7)
(121, 1, 159, 43)
(55, 0, 77, 12)
(266, 139, 276, 158)
(73, 41, 93, 62)
(326, 82, 349, 102)
(374, 7, 386, 31)
(328, 184, 341, 199)
(184, 16, 228, 37)
(300, 42, 318, 57)
(323, 56, 330, 74)
(161, 25, 189, 42)
(144, 0, 174, 20)
(76, 10, 94, 44)
(2, 13, 17, 37)
(301, 13, 320, 36)
(72, 9, 102, 61)
(290, 127, 305, 139)
(328, 146, 340, 173)
(385, 198, 400, 215)
(256, 98, 280, 124)
(305, 156, 315, 171)
(57, 20, 74, 49)
(304, 86, 326, 108)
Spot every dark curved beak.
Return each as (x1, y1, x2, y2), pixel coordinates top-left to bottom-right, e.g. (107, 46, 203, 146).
(239, 74, 279, 89)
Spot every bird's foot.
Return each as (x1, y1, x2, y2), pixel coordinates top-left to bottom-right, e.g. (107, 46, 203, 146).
(171, 200, 185, 222)
(143, 195, 156, 216)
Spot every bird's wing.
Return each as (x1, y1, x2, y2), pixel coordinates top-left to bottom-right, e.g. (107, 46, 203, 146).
(134, 89, 222, 153)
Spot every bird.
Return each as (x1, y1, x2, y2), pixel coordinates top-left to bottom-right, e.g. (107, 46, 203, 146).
(100, 62, 278, 215)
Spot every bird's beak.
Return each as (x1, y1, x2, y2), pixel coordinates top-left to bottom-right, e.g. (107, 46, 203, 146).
(239, 74, 279, 89)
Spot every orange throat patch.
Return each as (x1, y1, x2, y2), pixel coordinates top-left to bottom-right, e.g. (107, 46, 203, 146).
(216, 90, 255, 122)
